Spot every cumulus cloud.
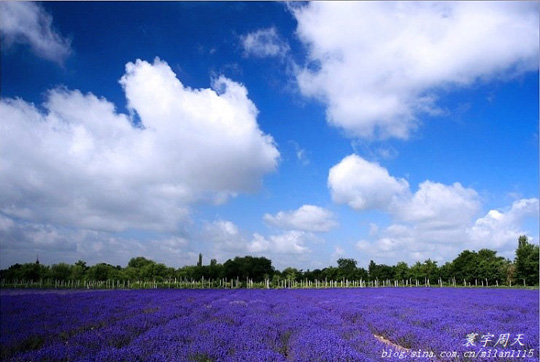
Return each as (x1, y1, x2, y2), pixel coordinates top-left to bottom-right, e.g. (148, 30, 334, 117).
(0, 217, 196, 268)
(248, 231, 311, 254)
(289, 141, 310, 165)
(195, 206, 334, 262)
(356, 227, 464, 266)
(241, 27, 290, 58)
(292, 2, 539, 139)
(358, 197, 538, 266)
(201, 220, 246, 254)
(395, 181, 481, 229)
(0, 2, 71, 63)
(331, 246, 345, 262)
(328, 154, 409, 211)
(468, 198, 539, 249)
(199, 218, 319, 261)
(0, 58, 279, 233)
(329, 155, 480, 224)
(331, 156, 538, 265)
(264, 205, 337, 232)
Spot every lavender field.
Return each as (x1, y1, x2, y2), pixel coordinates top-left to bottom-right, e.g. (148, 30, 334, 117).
(1, 288, 538, 361)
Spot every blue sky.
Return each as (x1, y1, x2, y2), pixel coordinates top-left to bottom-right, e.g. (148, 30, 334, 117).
(1, 2, 538, 270)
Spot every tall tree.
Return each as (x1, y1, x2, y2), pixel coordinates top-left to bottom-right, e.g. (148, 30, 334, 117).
(336, 258, 357, 280)
(450, 250, 479, 283)
(71, 260, 88, 280)
(50, 263, 72, 281)
(197, 253, 203, 267)
(515, 235, 539, 286)
(394, 262, 409, 281)
(128, 256, 155, 269)
(223, 256, 274, 282)
(476, 249, 505, 284)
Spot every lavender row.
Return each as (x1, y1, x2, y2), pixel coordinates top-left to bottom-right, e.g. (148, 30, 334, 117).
(1, 288, 538, 361)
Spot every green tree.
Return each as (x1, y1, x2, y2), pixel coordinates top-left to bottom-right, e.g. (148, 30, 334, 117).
(20, 262, 49, 282)
(303, 269, 322, 281)
(1, 263, 23, 281)
(127, 257, 156, 280)
(439, 262, 452, 282)
(450, 250, 479, 283)
(368, 260, 378, 281)
(205, 261, 224, 280)
(476, 249, 505, 284)
(197, 253, 203, 267)
(141, 262, 168, 281)
(223, 256, 274, 282)
(336, 258, 357, 280)
(408, 261, 423, 281)
(321, 266, 338, 281)
(394, 262, 409, 281)
(502, 261, 516, 286)
(515, 235, 539, 286)
(177, 265, 200, 280)
(71, 260, 88, 280)
(282, 267, 299, 281)
(128, 256, 155, 269)
(50, 263, 72, 281)
(422, 259, 439, 283)
(369, 260, 393, 281)
(87, 263, 115, 281)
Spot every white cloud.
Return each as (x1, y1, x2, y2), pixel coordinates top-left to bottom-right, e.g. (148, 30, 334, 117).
(248, 231, 311, 254)
(241, 27, 290, 58)
(331, 246, 345, 262)
(328, 154, 409, 211)
(296, 148, 309, 165)
(0, 58, 279, 233)
(0, 2, 71, 63)
(468, 198, 539, 249)
(246, 230, 318, 270)
(292, 2, 539, 139)
(328, 155, 480, 225)
(197, 209, 329, 265)
(150, 236, 188, 255)
(264, 204, 337, 232)
(247, 233, 270, 253)
(357, 197, 539, 266)
(201, 220, 246, 253)
(0, 215, 15, 232)
(329, 155, 538, 265)
(395, 181, 481, 229)
(0, 216, 197, 268)
(291, 141, 310, 165)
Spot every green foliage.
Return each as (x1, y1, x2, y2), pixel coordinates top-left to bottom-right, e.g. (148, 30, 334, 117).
(1, 235, 537, 287)
(50, 263, 72, 281)
(450, 249, 508, 285)
(515, 235, 539, 286)
(282, 267, 299, 281)
(393, 262, 409, 280)
(223, 256, 274, 282)
(368, 260, 394, 281)
(87, 263, 116, 281)
(336, 258, 356, 279)
(422, 259, 439, 281)
(197, 253, 203, 267)
(128, 256, 154, 269)
(334, 258, 367, 281)
(476, 249, 506, 283)
(450, 250, 480, 283)
(71, 260, 88, 280)
(0, 262, 49, 282)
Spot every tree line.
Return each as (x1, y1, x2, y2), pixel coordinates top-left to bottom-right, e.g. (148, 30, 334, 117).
(1, 235, 538, 287)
